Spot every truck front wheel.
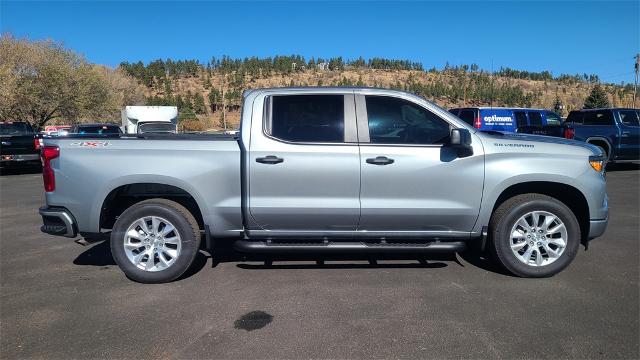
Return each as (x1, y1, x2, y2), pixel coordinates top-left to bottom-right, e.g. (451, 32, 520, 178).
(110, 199, 201, 283)
(489, 194, 580, 277)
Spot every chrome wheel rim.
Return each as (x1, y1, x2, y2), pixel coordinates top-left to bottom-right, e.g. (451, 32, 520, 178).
(510, 211, 567, 267)
(123, 216, 181, 272)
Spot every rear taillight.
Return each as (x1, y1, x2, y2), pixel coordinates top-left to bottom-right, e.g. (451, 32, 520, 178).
(41, 146, 59, 192)
(564, 128, 575, 139)
(474, 115, 482, 129)
(34, 137, 41, 151)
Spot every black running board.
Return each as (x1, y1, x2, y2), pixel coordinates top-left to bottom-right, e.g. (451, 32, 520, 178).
(234, 240, 466, 254)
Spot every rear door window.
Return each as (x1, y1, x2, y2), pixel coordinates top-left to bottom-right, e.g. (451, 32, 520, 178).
(566, 111, 583, 124)
(583, 110, 614, 126)
(458, 110, 475, 126)
(268, 95, 344, 143)
(514, 111, 528, 127)
(545, 111, 562, 125)
(618, 110, 640, 127)
(0, 122, 33, 135)
(528, 112, 543, 127)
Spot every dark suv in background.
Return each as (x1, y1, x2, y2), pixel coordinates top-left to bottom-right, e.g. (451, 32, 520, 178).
(0, 121, 41, 170)
(68, 123, 122, 136)
(564, 108, 639, 163)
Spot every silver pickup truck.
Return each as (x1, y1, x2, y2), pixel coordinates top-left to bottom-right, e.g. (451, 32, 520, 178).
(39, 87, 609, 283)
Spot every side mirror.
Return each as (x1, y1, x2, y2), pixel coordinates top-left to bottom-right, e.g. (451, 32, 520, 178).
(449, 128, 473, 157)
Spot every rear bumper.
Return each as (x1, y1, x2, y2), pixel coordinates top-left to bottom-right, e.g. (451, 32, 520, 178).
(1, 153, 39, 162)
(39, 206, 77, 238)
(588, 217, 608, 240)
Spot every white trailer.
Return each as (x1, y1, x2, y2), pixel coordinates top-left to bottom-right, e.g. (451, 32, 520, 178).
(121, 106, 178, 134)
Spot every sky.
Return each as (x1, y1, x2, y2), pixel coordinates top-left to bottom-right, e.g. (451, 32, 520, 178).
(2, 1, 639, 84)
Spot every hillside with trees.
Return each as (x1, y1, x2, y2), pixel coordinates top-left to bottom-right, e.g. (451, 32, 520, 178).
(120, 56, 636, 131)
(1, 34, 636, 130)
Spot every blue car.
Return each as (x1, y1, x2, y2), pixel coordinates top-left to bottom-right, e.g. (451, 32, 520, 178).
(449, 107, 563, 132)
(565, 108, 640, 163)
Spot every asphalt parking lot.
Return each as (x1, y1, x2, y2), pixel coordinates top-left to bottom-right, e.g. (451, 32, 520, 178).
(1, 166, 638, 359)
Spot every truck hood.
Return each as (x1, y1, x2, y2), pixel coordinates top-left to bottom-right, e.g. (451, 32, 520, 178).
(479, 131, 601, 155)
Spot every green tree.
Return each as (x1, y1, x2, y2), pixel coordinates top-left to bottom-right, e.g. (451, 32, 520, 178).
(193, 93, 207, 115)
(583, 85, 610, 109)
(553, 96, 563, 114)
(183, 91, 194, 112)
(208, 89, 222, 112)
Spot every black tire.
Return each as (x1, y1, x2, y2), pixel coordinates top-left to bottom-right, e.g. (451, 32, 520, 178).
(489, 194, 580, 278)
(110, 198, 201, 283)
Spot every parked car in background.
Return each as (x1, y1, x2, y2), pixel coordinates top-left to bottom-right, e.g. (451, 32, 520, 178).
(68, 123, 122, 136)
(0, 121, 41, 170)
(449, 107, 563, 134)
(39, 87, 608, 283)
(44, 125, 71, 136)
(562, 108, 640, 163)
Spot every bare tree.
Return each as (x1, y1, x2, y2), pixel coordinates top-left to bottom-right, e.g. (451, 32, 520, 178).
(0, 34, 144, 129)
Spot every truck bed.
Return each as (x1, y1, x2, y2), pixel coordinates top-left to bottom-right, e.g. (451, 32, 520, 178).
(43, 134, 243, 236)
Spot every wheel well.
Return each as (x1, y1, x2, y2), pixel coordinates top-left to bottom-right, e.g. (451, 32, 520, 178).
(100, 183, 204, 230)
(492, 182, 590, 242)
(586, 139, 611, 159)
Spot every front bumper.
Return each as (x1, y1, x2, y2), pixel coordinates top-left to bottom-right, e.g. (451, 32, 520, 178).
(39, 206, 77, 238)
(588, 217, 609, 239)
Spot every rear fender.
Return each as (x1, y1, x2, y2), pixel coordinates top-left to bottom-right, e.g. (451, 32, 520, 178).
(90, 175, 209, 233)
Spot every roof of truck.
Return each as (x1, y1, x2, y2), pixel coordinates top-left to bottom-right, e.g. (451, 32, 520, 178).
(568, 108, 639, 112)
(243, 86, 422, 98)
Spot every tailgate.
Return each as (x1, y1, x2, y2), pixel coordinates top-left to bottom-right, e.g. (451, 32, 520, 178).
(1, 135, 37, 155)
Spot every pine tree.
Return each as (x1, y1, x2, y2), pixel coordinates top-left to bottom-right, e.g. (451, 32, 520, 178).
(553, 96, 563, 113)
(583, 85, 610, 109)
(163, 78, 172, 96)
(208, 89, 222, 112)
(193, 93, 207, 115)
(175, 95, 185, 110)
(183, 91, 194, 112)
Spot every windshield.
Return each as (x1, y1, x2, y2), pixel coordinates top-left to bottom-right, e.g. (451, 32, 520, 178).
(74, 125, 121, 135)
(138, 122, 177, 133)
(0, 122, 34, 135)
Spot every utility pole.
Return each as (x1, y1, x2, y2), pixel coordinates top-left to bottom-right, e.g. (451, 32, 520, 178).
(221, 73, 227, 131)
(633, 53, 639, 108)
(489, 59, 494, 108)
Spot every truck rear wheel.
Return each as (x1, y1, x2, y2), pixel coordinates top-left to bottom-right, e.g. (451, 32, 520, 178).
(489, 194, 580, 277)
(110, 199, 201, 283)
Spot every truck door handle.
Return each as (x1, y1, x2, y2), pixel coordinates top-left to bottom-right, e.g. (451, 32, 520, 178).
(622, 131, 630, 136)
(256, 155, 284, 164)
(366, 156, 394, 165)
